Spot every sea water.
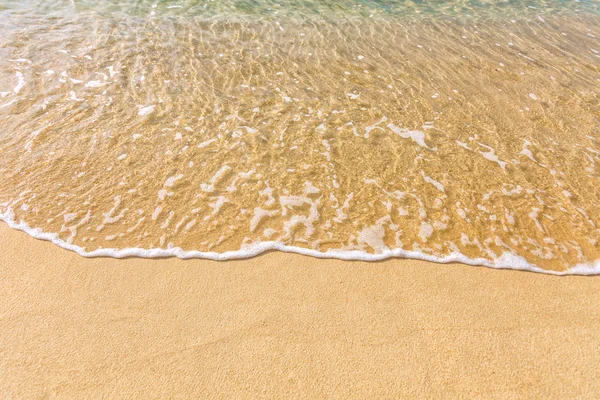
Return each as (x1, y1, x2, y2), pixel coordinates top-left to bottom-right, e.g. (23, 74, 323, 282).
(0, 0, 599, 273)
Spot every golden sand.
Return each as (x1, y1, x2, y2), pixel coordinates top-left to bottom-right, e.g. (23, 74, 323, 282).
(1, 1, 600, 396)
(1, 223, 600, 398)
(1, 7, 599, 272)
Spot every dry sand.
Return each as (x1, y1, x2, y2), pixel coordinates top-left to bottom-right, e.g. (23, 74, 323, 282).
(1, 222, 599, 399)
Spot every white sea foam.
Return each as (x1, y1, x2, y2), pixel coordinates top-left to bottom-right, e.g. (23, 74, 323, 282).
(85, 80, 108, 88)
(387, 123, 436, 150)
(13, 71, 26, 94)
(137, 104, 155, 116)
(478, 143, 507, 170)
(421, 172, 445, 192)
(1, 208, 598, 275)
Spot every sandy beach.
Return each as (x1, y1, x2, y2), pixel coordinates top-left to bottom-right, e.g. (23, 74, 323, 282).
(1, 1, 599, 398)
(1, 222, 599, 398)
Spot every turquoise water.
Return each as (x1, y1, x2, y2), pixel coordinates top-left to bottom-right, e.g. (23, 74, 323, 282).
(2, 0, 599, 18)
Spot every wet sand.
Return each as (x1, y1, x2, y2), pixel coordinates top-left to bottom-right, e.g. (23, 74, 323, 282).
(1, 222, 599, 398)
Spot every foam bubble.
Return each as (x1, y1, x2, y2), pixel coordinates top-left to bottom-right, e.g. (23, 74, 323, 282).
(2, 208, 598, 275)
(13, 71, 26, 94)
(137, 105, 155, 116)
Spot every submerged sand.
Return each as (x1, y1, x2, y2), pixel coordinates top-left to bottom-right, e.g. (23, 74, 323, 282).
(1, 222, 599, 398)
(1, 6, 599, 273)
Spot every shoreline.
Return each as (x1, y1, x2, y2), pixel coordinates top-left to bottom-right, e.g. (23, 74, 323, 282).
(2, 212, 599, 276)
(1, 222, 599, 397)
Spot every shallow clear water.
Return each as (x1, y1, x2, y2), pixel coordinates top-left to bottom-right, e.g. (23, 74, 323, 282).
(1, 0, 599, 273)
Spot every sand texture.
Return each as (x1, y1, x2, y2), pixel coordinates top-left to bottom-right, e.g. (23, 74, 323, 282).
(1, 222, 599, 399)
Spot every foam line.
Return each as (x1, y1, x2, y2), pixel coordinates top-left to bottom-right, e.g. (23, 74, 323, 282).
(1, 208, 598, 275)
